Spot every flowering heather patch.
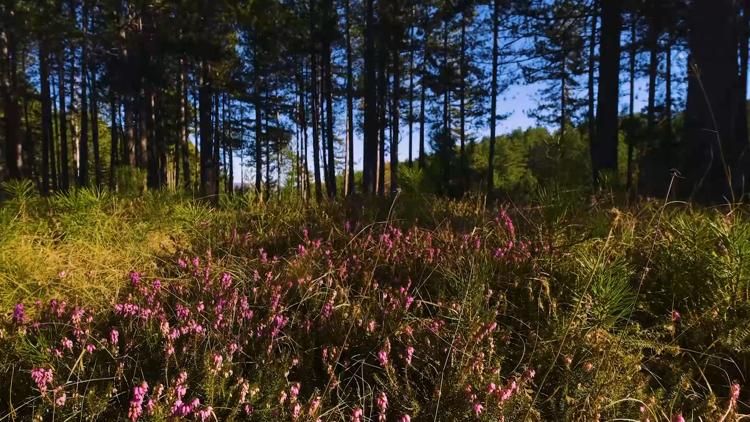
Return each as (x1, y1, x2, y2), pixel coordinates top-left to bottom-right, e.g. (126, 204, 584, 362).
(1, 199, 750, 420)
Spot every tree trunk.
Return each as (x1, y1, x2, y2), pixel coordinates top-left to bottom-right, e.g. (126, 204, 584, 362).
(199, 60, 217, 199)
(57, 52, 70, 190)
(736, 0, 749, 174)
(2, 15, 23, 180)
(593, 0, 622, 183)
(377, 39, 387, 197)
(323, 22, 336, 198)
(50, 68, 59, 190)
(40, 41, 53, 194)
(180, 60, 191, 190)
(408, 22, 415, 168)
(419, 28, 427, 170)
(109, 93, 118, 190)
(587, 0, 598, 184)
(254, 66, 264, 197)
(626, 15, 636, 191)
(665, 30, 674, 142)
(684, 0, 741, 202)
(459, 12, 467, 193)
(391, 34, 400, 195)
(310, 46, 323, 201)
(345, 0, 355, 195)
(91, 70, 101, 187)
(488, 0, 499, 193)
(79, 0, 89, 188)
(362, 0, 378, 194)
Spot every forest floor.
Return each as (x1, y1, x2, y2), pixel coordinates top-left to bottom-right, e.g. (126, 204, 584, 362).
(1, 184, 749, 421)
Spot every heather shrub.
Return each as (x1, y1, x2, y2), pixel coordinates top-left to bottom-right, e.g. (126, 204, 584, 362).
(0, 194, 748, 421)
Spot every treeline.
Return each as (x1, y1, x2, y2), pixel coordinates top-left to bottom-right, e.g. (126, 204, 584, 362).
(0, 0, 748, 203)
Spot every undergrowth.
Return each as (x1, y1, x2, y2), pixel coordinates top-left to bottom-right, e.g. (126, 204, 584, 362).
(0, 183, 749, 421)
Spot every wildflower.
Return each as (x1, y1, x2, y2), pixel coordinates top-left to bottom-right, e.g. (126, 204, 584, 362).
(196, 406, 214, 422)
(128, 381, 149, 422)
(400, 415, 411, 422)
(731, 382, 741, 402)
(290, 382, 301, 401)
(583, 362, 594, 372)
(473, 402, 484, 416)
(54, 387, 66, 407)
(671, 310, 681, 323)
(377, 392, 388, 421)
(378, 339, 391, 367)
(351, 407, 363, 422)
(405, 346, 415, 365)
(671, 414, 685, 422)
(292, 402, 302, 420)
(109, 328, 120, 346)
(30, 368, 53, 394)
(211, 353, 223, 373)
(309, 396, 322, 416)
(61, 338, 73, 351)
(12, 303, 25, 324)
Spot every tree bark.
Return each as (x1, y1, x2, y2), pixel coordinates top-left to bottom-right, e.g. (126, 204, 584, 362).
(199, 60, 217, 199)
(391, 30, 400, 195)
(593, 0, 622, 183)
(363, 0, 378, 194)
(345, 0, 355, 195)
(79, 0, 90, 187)
(587, 0, 598, 184)
(91, 70, 101, 187)
(40, 41, 53, 194)
(180, 60, 191, 190)
(1, 10, 23, 180)
(684, 0, 742, 202)
(310, 43, 323, 201)
(109, 93, 118, 190)
(488, 0, 499, 193)
(57, 51, 70, 190)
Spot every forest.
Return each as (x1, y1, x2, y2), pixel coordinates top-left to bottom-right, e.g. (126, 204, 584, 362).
(2, 0, 750, 421)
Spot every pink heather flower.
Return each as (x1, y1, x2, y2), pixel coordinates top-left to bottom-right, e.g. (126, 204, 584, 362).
(12, 303, 25, 324)
(196, 406, 214, 421)
(212, 353, 223, 373)
(731, 382, 741, 401)
(109, 329, 119, 346)
(292, 402, 302, 420)
(128, 381, 149, 422)
(671, 310, 681, 323)
(309, 396, 322, 416)
(399, 415, 411, 422)
(377, 392, 388, 421)
(178, 258, 187, 268)
(405, 346, 415, 365)
(523, 368, 536, 381)
(86, 344, 95, 353)
(378, 339, 391, 367)
(351, 407, 363, 422)
(30, 368, 53, 394)
(61, 338, 73, 351)
(54, 387, 66, 407)
(290, 382, 301, 400)
(473, 402, 484, 416)
(129, 271, 142, 286)
(671, 414, 685, 422)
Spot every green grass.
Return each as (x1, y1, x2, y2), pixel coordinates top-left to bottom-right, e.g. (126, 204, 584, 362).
(1, 185, 749, 420)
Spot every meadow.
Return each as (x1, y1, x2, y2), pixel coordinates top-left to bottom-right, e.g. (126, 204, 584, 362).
(1, 181, 749, 421)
